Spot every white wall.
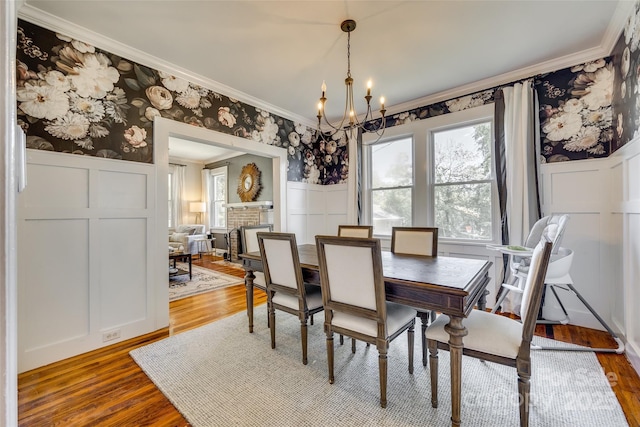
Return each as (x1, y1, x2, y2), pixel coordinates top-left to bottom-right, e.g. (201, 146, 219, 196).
(539, 137, 640, 372)
(287, 182, 348, 243)
(17, 149, 167, 372)
(609, 137, 640, 372)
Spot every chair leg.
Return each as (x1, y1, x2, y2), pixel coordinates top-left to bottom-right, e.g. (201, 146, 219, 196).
(378, 347, 388, 408)
(340, 334, 344, 345)
(351, 338, 356, 353)
(428, 340, 439, 408)
(408, 323, 414, 375)
(327, 334, 335, 384)
(269, 308, 276, 350)
(301, 320, 308, 365)
(310, 314, 314, 325)
(517, 359, 531, 427)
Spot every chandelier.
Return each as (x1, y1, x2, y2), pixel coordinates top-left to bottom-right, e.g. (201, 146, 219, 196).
(316, 19, 386, 142)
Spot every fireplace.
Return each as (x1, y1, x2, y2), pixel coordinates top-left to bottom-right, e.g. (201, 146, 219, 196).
(224, 201, 273, 261)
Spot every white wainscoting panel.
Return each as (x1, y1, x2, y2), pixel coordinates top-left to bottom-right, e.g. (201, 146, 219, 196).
(286, 182, 348, 243)
(24, 164, 89, 209)
(17, 150, 162, 372)
(99, 218, 148, 326)
(98, 170, 148, 209)
(21, 219, 90, 351)
(539, 137, 640, 376)
(630, 214, 640, 350)
(610, 213, 625, 335)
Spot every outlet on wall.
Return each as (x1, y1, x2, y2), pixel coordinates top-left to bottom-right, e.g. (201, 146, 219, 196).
(102, 329, 121, 342)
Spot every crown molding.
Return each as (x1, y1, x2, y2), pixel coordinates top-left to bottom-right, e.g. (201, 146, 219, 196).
(17, 4, 317, 129)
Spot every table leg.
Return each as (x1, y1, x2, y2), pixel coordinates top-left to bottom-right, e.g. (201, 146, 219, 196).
(444, 316, 468, 427)
(245, 268, 256, 333)
(478, 289, 488, 311)
(418, 311, 430, 367)
(188, 254, 192, 280)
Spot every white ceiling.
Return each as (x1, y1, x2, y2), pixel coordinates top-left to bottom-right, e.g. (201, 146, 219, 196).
(167, 137, 246, 164)
(21, 1, 632, 128)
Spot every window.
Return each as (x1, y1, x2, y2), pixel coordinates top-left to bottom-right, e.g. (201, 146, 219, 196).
(209, 167, 227, 228)
(433, 122, 493, 240)
(363, 104, 497, 242)
(369, 137, 413, 235)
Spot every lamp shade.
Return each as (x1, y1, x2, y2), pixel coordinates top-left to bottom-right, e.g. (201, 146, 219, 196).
(190, 202, 206, 213)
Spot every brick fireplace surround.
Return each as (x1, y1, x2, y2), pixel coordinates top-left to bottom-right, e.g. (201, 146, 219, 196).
(225, 204, 273, 261)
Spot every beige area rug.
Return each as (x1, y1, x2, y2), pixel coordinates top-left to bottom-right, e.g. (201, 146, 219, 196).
(169, 263, 244, 301)
(130, 304, 628, 426)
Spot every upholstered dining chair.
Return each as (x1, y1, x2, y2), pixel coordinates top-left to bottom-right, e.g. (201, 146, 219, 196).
(257, 232, 324, 365)
(391, 226, 438, 367)
(240, 224, 273, 292)
(338, 224, 373, 238)
(425, 237, 553, 427)
(315, 235, 417, 408)
(337, 224, 374, 349)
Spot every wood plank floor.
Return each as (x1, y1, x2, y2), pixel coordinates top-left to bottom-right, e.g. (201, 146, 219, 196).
(17, 255, 640, 426)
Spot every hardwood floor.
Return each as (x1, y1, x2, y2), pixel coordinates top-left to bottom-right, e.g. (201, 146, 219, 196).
(17, 255, 640, 426)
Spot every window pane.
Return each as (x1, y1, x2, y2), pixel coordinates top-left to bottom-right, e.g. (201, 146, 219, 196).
(371, 137, 412, 188)
(372, 188, 412, 235)
(214, 174, 226, 199)
(434, 183, 492, 240)
(433, 123, 491, 184)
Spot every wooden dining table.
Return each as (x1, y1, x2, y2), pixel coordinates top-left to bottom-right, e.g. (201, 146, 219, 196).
(240, 244, 492, 427)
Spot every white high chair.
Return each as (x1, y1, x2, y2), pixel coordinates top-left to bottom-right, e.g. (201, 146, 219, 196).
(488, 214, 624, 354)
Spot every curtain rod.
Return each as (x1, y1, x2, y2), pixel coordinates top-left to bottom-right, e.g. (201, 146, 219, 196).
(169, 162, 186, 167)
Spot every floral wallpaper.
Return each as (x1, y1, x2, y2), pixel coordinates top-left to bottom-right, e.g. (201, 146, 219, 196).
(16, 5, 640, 186)
(534, 59, 614, 162)
(611, 0, 640, 153)
(15, 19, 350, 185)
(371, 89, 496, 129)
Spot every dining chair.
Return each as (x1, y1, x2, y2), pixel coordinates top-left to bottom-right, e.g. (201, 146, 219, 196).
(390, 226, 438, 367)
(315, 235, 417, 408)
(240, 224, 274, 327)
(337, 224, 374, 349)
(240, 224, 273, 292)
(338, 225, 373, 238)
(257, 232, 323, 365)
(425, 237, 553, 427)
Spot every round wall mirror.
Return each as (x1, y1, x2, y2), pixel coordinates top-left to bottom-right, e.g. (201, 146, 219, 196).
(237, 163, 261, 202)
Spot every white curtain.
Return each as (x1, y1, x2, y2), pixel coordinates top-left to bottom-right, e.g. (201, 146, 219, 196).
(503, 81, 538, 246)
(171, 164, 187, 226)
(501, 81, 540, 313)
(201, 169, 212, 231)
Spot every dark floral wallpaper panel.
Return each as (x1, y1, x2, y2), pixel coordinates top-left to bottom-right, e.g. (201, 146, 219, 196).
(15, 19, 353, 185)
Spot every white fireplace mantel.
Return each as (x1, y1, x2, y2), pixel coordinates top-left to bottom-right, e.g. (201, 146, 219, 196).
(223, 201, 273, 210)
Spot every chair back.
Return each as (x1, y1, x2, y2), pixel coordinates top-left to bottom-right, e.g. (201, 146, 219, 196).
(240, 224, 273, 254)
(524, 214, 569, 254)
(338, 225, 373, 238)
(257, 232, 307, 309)
(519, 237, 553, 352)
(315, 235, 386, 327)
(391, 227, 438, 256)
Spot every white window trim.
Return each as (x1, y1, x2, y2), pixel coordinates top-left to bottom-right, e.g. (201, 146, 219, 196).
(362, 103, 499, 246)
(209, 166, 228, 230)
